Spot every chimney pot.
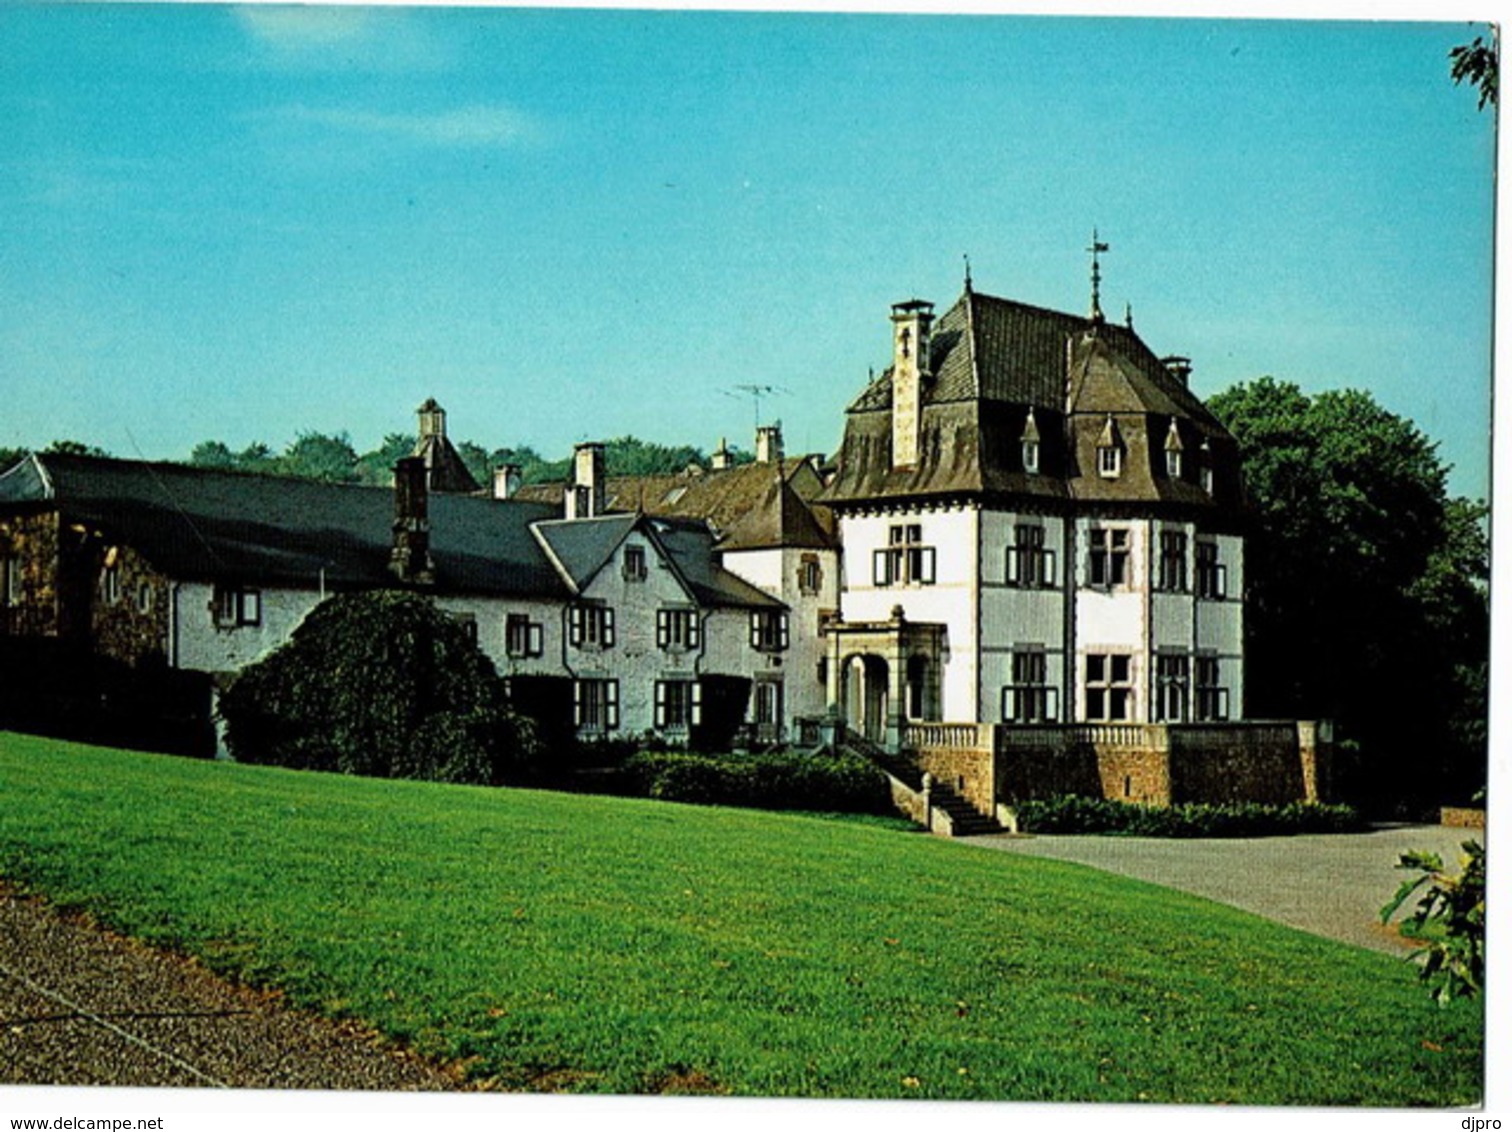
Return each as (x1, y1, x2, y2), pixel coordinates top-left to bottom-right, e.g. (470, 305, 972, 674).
(566, 442, 606, 520)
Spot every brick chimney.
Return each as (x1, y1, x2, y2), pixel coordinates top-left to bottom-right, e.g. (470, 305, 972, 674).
(565, 442, 605, 520)
(890, 299, 933, 469)
(755, 422, 783, 465)
(390, 456, 434, 584)
(493, 464, 522, 500)
(710, 437, 733, 471)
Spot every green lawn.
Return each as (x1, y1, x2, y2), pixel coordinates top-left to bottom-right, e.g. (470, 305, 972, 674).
(0, 731, 1482, 1104)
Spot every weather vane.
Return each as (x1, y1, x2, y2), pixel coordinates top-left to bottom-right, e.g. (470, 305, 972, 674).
(1087, 228, 1110, 321)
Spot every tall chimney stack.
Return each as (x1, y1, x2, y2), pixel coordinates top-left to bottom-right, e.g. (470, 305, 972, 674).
(710, 438, 733, 471)
(755, 422, 784, 465)
(890, 299, 933, 469)
(390, 456, 434, 584)
(493, 464, 522, 500)
(565, 442, 605, 520)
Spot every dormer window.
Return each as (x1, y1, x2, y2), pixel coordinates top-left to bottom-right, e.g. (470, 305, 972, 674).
(1199, 441, 1214, 494)
(1164, 419, 1184, 480)
(1021, 440, 1039, 474)
(1095, 416, 1122, 479)
(1021, 409, 1041, 475)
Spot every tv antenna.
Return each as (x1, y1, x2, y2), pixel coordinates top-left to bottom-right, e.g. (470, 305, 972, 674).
(724, 384, 789, 431)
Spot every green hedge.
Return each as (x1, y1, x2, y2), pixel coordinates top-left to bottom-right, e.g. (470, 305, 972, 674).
(623, 750, 892, 816)
(1014, 795, 1366, 837)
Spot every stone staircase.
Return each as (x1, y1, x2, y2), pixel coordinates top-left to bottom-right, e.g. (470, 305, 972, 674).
(840, 732, 1003, 837)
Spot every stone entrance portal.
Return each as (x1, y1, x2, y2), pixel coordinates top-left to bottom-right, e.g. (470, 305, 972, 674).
(824, 606, 946, 751)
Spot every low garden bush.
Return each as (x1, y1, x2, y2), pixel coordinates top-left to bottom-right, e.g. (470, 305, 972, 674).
(623, 749, 892, 816)
(1382, 839, 1485, 1004)
(1013, 794, 1365, 837)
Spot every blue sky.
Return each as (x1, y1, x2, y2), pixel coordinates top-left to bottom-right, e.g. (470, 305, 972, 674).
(0, 4, 1496, 498)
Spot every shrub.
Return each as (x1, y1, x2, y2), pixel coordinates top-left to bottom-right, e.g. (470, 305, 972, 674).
(1381, 840, 1485, 1004)
(219, 590, 541, 786)
(1013, 795, 1365, 837)
(623, 750, 891, 815)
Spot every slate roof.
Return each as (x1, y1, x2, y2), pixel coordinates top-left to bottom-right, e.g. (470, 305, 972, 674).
(517, 458, 836, 551)
(0, 453, 568, 599)
(823, 287, 1243, 515)
(530, 512, 780, 608)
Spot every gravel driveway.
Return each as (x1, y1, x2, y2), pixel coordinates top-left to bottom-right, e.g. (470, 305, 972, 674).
(0, 883, 462, 1089)
(960, 823, 1484, 954)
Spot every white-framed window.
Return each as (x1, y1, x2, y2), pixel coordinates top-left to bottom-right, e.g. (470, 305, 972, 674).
(1196, 657, 1230, 721)
(1157, 530, 1188, 592)
(873, 523, 936, 586)
(212, 586, 260, 627)
(1196, 541, 1228, 600)
(568, 603, 615, 648)
(1088, 527, 1130, 588)
(797, 555, 822, 595)
(1200, 464, 1215, 494)
(754, 680, 783, 727)
(623, 545, 647, 582)
(1, 555, 20, 607)
(749, 609, 789, 652)
(1166, 449, 1183, 479)
(102, 565, 122, 606)
(654, 679, 701, 731)
(1007, 523, 1057, 588)
(573, 678, 619, 731)
(1022, 439, 1040, 475)
(136, 581, 155, 616)
(1153, 654, 1189, 722)
(1084, 653, 1132, 721)
(505, 613, 544, 658)
(1001, 651, 1059, 723)
(1097, 443, 1122, 478)
(656, 608, 701, 652)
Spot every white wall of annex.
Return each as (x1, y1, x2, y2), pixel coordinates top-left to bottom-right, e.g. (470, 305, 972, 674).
(173, 582, 321, 675)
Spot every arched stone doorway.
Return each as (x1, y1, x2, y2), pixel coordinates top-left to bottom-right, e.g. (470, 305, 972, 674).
(841, 653, 889, 743)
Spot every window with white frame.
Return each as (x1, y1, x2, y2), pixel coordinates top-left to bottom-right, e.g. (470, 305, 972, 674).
(1088, 528, 1130, 588)
(212, 585, 260, 627)
(1022, 438, 1040, 475)
(1097, 442, 1122, 478)
(102, 565, 121, 606)
(136, 582, 155, 616)
(873, 523, 936, 587)
(1, 556, 19, 607)
(1157, 530, 1188, 592)
(754, 681, 783, 728)
(654, 679, 701, 730)
(1200, 462, 1214, 495)
(1001, 650, 1059, 723)
(1007, 523, 1057, 588)
(749, 609, 789, 652)
(1084, 653, 1132, 721)
(1196, 541, 1228, 599)
(505, 613, 544, 658)
(1154, 654, 1189, 722)
(568, 603, 615, 648)
(656, 608, 700, 652)
(622, 544, 647, 582)
(1196, 657, 1230, 721)
(573, 678, 619, 731)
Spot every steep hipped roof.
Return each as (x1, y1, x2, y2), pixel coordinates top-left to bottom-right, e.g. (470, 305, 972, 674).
(823, 287, 1242, 513)
(0, 453, 568, 598)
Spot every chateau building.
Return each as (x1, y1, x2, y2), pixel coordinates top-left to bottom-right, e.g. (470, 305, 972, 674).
(0, 262, 1329, 823)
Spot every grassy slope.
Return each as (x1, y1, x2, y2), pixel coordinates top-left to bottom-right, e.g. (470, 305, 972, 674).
(0, 732, 1481, 1104)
